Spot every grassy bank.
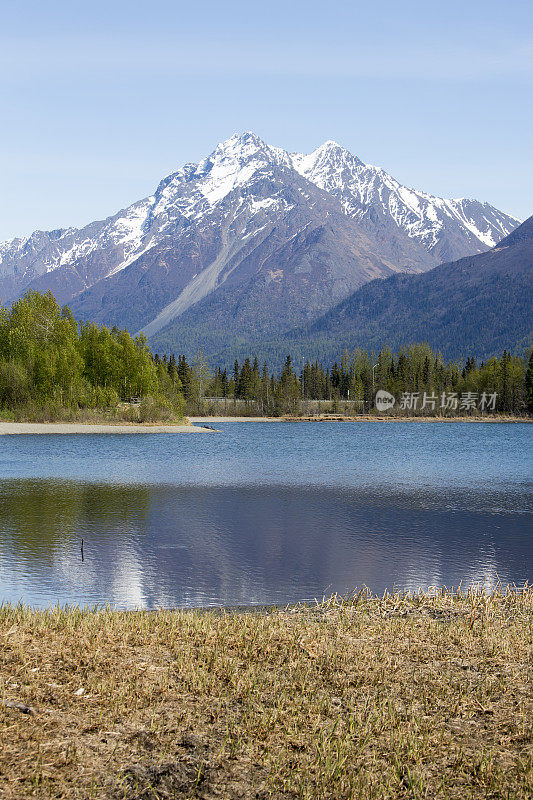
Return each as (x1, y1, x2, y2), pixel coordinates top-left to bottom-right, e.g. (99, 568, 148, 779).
(0, 401, 186, 425)
(1, 587, 532, 799)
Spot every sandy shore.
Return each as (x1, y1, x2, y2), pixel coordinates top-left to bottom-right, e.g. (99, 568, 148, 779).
(0, 421, 213, 435)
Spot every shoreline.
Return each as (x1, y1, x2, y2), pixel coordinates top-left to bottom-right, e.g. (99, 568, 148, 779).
(190, 414, 531, 423)
(0, 421, 213, 435)
(0, 415, 529, 433)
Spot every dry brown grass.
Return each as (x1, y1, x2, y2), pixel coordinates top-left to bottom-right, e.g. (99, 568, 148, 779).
(1, 586, 532, 799)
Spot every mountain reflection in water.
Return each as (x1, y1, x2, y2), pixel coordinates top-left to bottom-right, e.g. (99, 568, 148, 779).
(0, 479, 530, 609)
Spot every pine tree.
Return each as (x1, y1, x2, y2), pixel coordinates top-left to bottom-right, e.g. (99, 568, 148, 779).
(237, 358, 254, 401)
(167, 354, 177, 380)
(220, 368, 229, 398)
(177, 356, 192, 399)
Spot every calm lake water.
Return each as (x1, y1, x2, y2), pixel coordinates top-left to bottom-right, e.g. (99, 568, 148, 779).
(0, 422, 531, 609)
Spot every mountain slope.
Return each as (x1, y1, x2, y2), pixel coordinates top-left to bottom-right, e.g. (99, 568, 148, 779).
(274, 215, 533, 363)
(70, 162, 402, 336)
(0, 133, 520, 346)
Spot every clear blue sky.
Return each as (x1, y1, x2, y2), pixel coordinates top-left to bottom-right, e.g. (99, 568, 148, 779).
(1, 0, 531, 240)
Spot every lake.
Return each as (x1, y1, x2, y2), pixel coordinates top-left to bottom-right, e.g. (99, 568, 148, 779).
(0, 421, 531, 609)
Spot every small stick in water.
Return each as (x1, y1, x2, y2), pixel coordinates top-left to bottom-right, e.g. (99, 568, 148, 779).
(81, 538, 84, 562)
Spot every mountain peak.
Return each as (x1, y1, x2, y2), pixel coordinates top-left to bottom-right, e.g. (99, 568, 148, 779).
(209, 131, 284, 162)
(189, 132, 290, 206)
(218, 131, 267, 151)
(290, 140, 364, 194)
(317, 139, 352, 156)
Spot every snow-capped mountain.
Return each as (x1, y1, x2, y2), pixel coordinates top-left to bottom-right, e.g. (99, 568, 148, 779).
(291, 140, 516, 261)
(0, 132, 520, 347)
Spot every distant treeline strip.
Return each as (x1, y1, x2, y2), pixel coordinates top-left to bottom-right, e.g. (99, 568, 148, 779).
(1, 291, 531, 420)
(163, 345, 533, 416)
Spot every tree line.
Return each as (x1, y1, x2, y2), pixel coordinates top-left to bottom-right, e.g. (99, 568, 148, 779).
(0, 291, 185, 421)
(169, 344, 533, 416)
(1, 291, 531, 419)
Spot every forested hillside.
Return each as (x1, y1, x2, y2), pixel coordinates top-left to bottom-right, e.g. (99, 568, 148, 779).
(156, 214, 532, 368)
(272, 215, 533, 364)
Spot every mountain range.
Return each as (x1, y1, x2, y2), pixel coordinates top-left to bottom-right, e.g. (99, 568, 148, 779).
(0, 132, 521, 363)
(268, 214, 532, 366)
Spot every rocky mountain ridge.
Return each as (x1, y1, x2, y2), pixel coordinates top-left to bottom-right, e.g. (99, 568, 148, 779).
(0, 133, 520, 347)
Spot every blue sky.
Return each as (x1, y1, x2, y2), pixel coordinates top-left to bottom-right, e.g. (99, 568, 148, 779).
(1, 0, 531, 240)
